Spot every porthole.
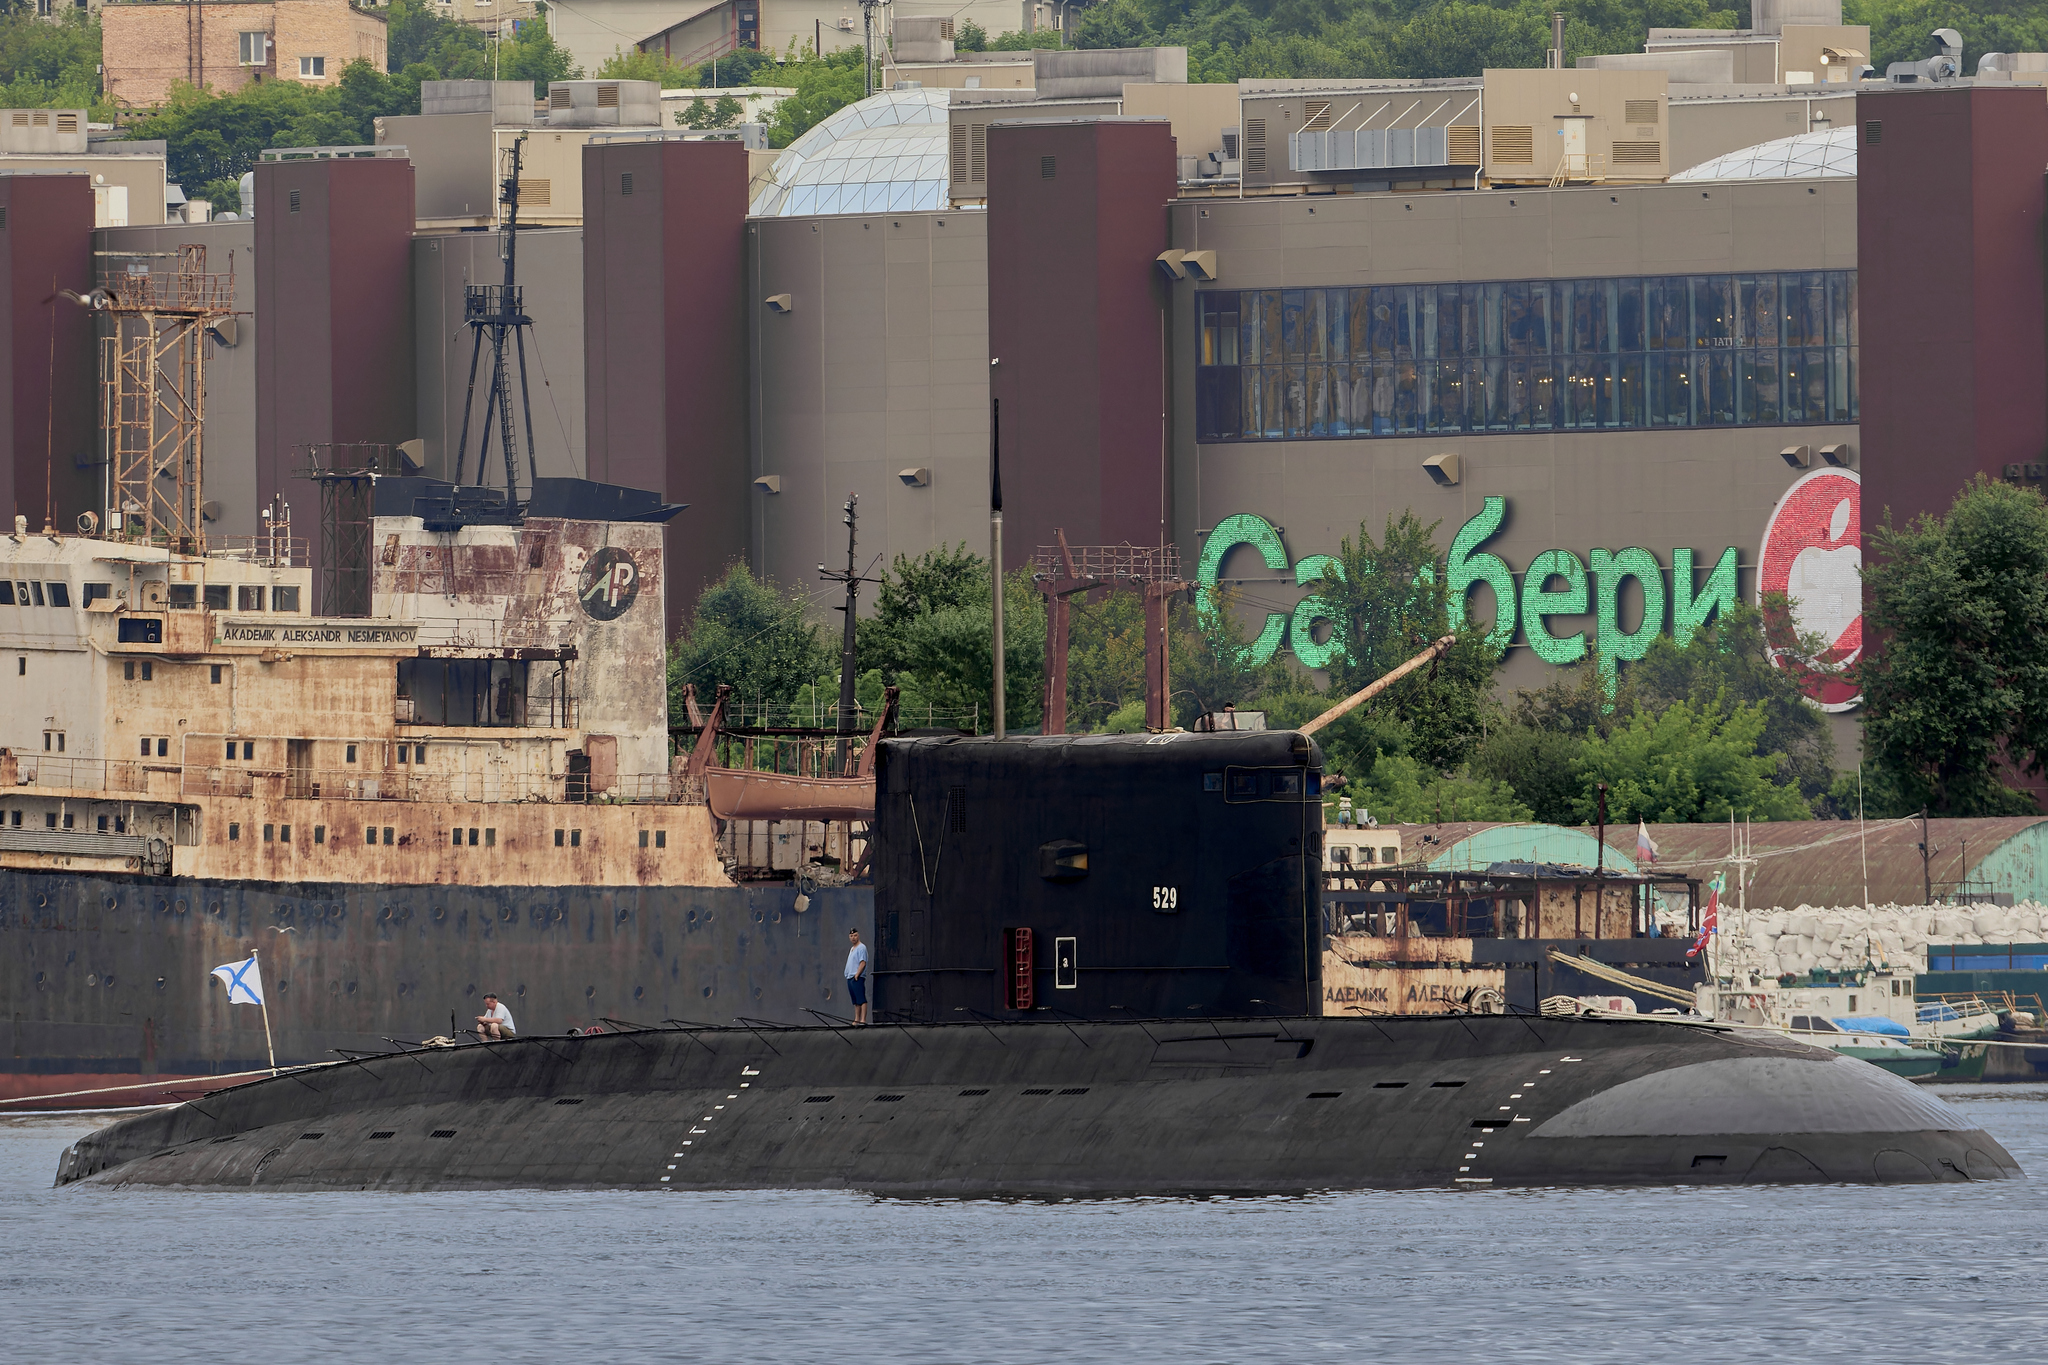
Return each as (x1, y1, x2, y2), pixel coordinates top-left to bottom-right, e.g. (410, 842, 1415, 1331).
(701, 985, 713, 998)
(432, 906, 446, 922)
(174, 898, 187, 915)
(208, 901, 223, 916)
(633, 985, 645, 1001)
(584, 985, 596, 1000)
(516, 984, 526, 998)
(345, 980, 357, 996)
(103, 974, 115, 988)
(156, 976, 166, 991)
(87, 973, 98, 986)
(103, 896, 116, 911)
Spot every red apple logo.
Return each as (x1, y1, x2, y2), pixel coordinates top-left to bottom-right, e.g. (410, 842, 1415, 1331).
(1757, 467, 1861, 712)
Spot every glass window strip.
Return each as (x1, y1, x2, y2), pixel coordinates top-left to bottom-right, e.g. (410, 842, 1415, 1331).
(1193, 271, 1858, 443)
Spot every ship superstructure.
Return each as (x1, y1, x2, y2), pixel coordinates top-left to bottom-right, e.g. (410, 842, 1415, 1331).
(0, 476, 871, 1107)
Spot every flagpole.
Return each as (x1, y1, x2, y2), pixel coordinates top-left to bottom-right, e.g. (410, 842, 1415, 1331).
(253, 947, 277, 1076)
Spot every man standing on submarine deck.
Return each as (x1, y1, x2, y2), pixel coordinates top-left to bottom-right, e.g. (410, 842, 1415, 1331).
(845, 930, 869, 1025)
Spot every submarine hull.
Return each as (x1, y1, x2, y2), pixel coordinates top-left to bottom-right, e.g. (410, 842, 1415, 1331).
(56, 1015, 2021, 1192)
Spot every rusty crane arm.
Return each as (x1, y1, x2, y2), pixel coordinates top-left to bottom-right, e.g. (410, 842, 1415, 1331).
(1297, 635, 1457, 738)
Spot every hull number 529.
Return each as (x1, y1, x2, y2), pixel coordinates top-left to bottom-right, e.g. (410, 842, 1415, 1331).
(1152, 886, 1179, 911)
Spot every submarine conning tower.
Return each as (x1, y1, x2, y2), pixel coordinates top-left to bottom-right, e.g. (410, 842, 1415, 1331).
(870, 729, 1325, 1022)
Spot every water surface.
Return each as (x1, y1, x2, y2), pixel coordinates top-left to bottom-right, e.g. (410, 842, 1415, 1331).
(6, 1085, 2047, 1363)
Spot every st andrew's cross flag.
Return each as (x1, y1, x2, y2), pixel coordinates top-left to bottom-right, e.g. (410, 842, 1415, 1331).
(211, 956, 265, 1006)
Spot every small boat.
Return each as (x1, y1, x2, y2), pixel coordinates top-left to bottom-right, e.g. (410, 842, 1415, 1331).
(705, 768, 873, 821)
(1787, 1014, 1946, 1080)
(687, 683, 896, 824)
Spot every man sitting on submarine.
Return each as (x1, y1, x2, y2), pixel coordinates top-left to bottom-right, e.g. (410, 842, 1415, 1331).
(475, 993, 517, 1041)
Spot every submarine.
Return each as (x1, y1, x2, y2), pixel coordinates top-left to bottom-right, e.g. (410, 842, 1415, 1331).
(55, 730, 2022, 1191)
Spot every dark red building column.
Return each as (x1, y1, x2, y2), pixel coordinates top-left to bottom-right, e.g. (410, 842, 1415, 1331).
(986, 118, 1178, 567)
(254, 154, 416, 608)
(1858, 85, 2048, 531)
(0, 176, 95, 531)
(583, 138, 750, 638)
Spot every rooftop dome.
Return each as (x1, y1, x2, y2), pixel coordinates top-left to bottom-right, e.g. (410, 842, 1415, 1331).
(749, 88, 954, 217)
(1670, 125, 1857, 183)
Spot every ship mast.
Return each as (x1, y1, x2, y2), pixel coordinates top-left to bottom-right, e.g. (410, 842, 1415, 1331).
(456, 133, 541, 505)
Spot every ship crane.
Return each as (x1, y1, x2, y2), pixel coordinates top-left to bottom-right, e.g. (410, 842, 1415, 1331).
(456, 134, 541, 507)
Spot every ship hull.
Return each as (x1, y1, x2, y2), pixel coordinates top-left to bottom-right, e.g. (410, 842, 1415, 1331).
(0, 867, 874, 1109)
(56, 1015, 2021, 1192)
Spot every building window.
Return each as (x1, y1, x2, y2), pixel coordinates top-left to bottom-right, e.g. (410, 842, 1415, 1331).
(46, 583, 69, 608)
(263, 824, 274, 842)
(62, 812, 74, 829)
(230, 822, 241, 841)
(280, 824, 291, 843)
(554, 828, 564, 847)
(314, 825, 325, 844)
(366, 826, 376, 845)
(655, 830, 666, 848)
(45, 812, 56, 829)
(97, 815, 107, 832)
(142, 738, 153, 757)
(1192, 271, 1860, 442)
(383, 827, 395, 845)
(451, 829, 462, 848)
(239, 31, 268, 65)
(299, 56, 326, 78)
(237, 586, 264, 611)
(205, 585, 230, 610)
(484, 828, 495, 847)
(211, 665, 224, 684)
(124, 662, 134, 681)
(570, 829, 582, 848)
(30, 582, 44, 606)
(7, 810, 17, 827)
(141, 662, 153, 681)
(346, 744, 357, 763)
(272, 586, 300, 612)
(157, 738, 168, 757)
(83, 582, 110, 604)
(639, 829, 648, 848)
(414, 744, 426, 763)
(468, 827, 480, 846)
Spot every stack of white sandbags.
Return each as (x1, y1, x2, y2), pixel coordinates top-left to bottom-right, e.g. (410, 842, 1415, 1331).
(1676, 902, 2048, 977)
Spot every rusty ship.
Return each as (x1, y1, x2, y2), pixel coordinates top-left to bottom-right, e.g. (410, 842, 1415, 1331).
(0, 474, 877, 1109)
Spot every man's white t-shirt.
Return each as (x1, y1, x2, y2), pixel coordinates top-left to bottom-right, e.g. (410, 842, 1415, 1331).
(845, 943, 868, 979)
(484, 1002, 516, 1032)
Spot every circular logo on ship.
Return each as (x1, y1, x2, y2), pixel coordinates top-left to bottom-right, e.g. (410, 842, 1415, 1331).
(1756, 467, 1861, 712)
(578, 547, 640, 621)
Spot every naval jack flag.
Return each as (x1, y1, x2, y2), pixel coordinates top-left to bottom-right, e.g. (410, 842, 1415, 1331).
(1687, 872, 1724, 961)
(211, 951, 278, 1074)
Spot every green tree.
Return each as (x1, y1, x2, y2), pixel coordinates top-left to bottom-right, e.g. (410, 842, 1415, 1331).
(1573, 694, 1815, 823)
(1860, 475, 2048, 816)
(0, 11, 105, 117)
(1343, 753, 1533, 824)
(386, 0, 489, 78)
(858, 545, 1045, 732)
(1628, 597, 1840, 809)
(676, 93, 744, 128)
(596, 46, 691, 86)
(668, 562, 833, 722)
(1300, 509, 1503, 772)
(956, 19, 989, 50)
(762, 44, 866, 147)
(497, 7, 580, 93)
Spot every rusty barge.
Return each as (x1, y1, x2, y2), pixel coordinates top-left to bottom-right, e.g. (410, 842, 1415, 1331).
(0, 475, 878, 1109)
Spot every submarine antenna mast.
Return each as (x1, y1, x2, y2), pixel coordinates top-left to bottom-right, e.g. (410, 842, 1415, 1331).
(819, 493, 876, 773)
(455, 132, 541, 506)
(989, 368, 1005, 739)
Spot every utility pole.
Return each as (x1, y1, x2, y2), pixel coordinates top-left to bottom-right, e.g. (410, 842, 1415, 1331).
(1919, 806, 1934, 904)
(819, 493, 876, 774)
(1594, 783, 1608, 876)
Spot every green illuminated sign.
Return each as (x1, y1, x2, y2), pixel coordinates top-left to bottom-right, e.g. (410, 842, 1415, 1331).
(1196, 499, 1740, 693)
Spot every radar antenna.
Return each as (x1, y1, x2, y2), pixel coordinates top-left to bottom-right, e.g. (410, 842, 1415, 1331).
(455, 133, 541, 505)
